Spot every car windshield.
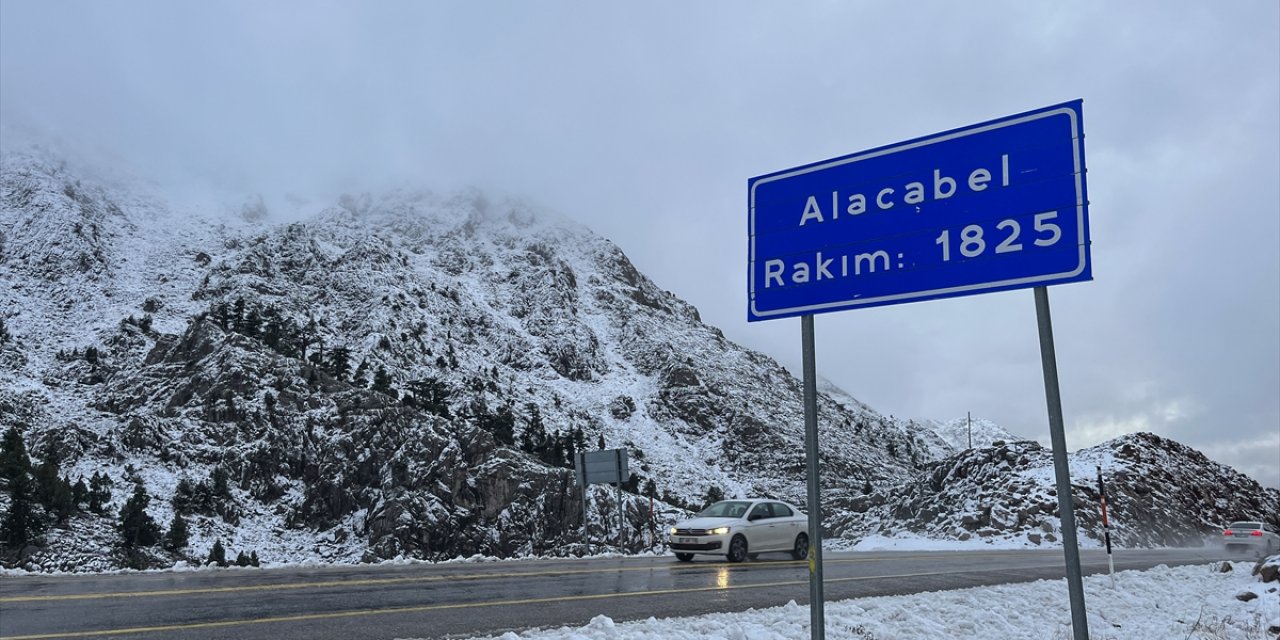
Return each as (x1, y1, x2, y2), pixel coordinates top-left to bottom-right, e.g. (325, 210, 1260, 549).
(695, 501, 753, 519)
(1229, 522, 1262, 529)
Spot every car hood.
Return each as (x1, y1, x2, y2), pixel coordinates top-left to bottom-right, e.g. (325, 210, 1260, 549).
(674, 517, 742, 529)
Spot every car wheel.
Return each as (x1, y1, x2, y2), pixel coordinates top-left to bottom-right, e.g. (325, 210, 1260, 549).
(675, 553, 694, 562)
(792, 533, 809, 561)
(727, 535, 748, 563)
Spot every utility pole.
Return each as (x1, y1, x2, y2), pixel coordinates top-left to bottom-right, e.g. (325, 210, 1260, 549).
(967, 411, 972, 449)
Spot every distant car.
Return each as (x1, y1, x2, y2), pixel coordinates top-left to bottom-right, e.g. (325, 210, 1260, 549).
(667, 499, 809, 563)
(1222, 521, 1280, 556)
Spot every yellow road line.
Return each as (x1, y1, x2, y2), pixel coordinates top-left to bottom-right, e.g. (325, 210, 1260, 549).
(0, 550, 1024, 604)
(0, 568, 962, 640)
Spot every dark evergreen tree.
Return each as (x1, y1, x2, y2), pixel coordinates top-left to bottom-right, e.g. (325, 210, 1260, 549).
(299, 315, 318, 361)
(520, 404, 548, 457)
(250, 551, 260, 567)
(32, 458, 71, 518)
(405, 378, 450, 417)
(562, 431, 577, 468)
(643, 479, 657, 498)
(887, 441, 898, 458)
(117, 483, 161, 548)
(235, 550, 251, 567)
(0, 467, 40, 549)
(703, 485, 725, 508)
(371, 367, 397, 399)
(550, 434, 566, 468)
(210, 467, 231, 500)
(172, 477, 197, 514)
(862, 479, 873, 495)
(325, 346, 351, 381)
(240, 306, 262, 338)
(88, 472, 113, 514)
(231, 298, 247, 334)
(352, 360, 370, 387)
(163, 512, 189, 552)
(0, 316, 10, 343)
(208, 539, 227, 567)
(0, 426, 32, 482)
(47, 474, 76, 524)
(596, 434, 606, 450)
(72, 476, 89, 507)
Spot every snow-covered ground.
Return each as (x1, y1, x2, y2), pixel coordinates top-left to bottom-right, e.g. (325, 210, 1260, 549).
(447, 559, 1280, 640)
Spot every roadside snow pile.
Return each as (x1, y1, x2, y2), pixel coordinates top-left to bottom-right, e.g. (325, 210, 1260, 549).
(451, 561, 1280, 640)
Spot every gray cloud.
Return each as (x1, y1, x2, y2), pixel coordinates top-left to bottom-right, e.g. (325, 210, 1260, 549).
(3, 0, 1276, 486)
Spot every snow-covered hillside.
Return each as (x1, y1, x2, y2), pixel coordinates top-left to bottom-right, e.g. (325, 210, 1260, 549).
(2, 144, 1275, 573)
(0, 144, 939, 571)
(921, 416, 1020, 452)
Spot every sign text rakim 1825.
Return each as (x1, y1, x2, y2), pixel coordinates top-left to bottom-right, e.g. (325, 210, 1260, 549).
(747, 100, 1090, 321)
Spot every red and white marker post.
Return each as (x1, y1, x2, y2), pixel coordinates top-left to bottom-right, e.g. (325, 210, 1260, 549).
(1097, 465, 1115, 587)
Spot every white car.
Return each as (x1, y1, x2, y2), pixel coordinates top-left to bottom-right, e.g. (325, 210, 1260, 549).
(1223, 521, 1280, 556)
(667, 499, 809, 563)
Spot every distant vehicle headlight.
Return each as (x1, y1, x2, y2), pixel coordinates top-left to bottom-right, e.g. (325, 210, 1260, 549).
(670, 527, 678, 535)
(709, 527, 730, 535)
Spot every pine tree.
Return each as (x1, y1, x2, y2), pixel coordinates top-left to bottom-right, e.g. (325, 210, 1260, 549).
(163, 512, 189, 552)
(0, 316, 11, 343)
(210, 467, 231, 500)
(172, 477, 196, 514)
(72, 476, 89, 507)
(235, 550, 250, 567)
(703, 485, 725, 508)
(1, 467, 41, 549)
(0, 426, 32, 482)
(208, 539, 227, 567)
(325, 346, 351, 381)
(371, 367, 397, 399)
(118, 483, 161, 548)
(862, 480, 873, 495)
(250, 551, 260, 567)
(88, 472, 113, 514)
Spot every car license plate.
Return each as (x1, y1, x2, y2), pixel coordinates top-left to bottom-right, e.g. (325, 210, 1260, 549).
(679, 538, 695, 544)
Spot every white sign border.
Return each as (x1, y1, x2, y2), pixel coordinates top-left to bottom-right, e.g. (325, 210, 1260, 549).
(748, 106, 1087, 319)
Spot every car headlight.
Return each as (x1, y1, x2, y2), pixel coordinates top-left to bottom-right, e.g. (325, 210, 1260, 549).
(709, 527, 730, 535)
(669, 527, 678, 535)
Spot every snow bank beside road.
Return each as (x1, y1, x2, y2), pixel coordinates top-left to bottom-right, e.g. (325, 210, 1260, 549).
(450, 560, 1280, 640)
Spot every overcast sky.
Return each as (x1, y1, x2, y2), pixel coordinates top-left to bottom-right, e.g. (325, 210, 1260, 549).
(2, 1, 1277, 487)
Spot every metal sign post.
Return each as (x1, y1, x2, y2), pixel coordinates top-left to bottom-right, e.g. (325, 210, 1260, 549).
(1034, 287, 1090, 639)
(748, 101, 1093, 640)
(575, 449, 630, 553)
(801, 315, 825, 639)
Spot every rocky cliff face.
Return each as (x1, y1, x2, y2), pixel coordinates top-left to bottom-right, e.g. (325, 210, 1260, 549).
(828, 433, 1280, 549)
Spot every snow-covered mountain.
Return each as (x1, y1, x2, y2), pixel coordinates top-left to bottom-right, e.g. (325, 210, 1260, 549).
(921, 416, 1020, 452)
(2, 144, 1275, 573)
(0, 144, 943, 571)
(827, 432, 1280, 549)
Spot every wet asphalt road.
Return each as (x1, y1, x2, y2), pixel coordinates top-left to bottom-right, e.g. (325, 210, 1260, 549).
(0, 547, 1226, 640)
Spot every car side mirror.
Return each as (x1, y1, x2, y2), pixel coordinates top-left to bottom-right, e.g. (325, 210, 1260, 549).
(748, 514, 763, 522)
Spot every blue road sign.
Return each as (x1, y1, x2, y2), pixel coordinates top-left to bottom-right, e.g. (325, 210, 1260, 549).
(748, 100, 1090, 322)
